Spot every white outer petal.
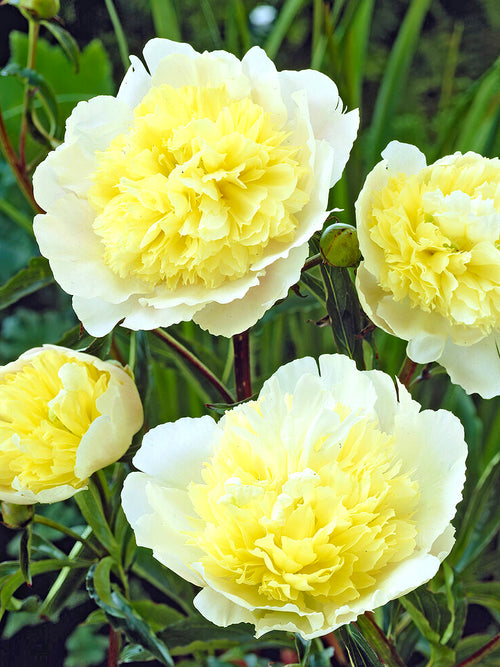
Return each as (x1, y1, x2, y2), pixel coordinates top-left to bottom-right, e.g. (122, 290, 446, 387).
(117, 55, 151, 107)
(192, 244, 308, 336)
(438, 333, 500, 398)
(278, 68, 359, 186)
(381, 140, 427, 176)
(121, 473, 205, 587)
(132, 416, 219, 487)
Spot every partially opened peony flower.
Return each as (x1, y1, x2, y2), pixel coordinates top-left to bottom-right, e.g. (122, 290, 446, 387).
(33, 39, 359, 337)
(0, 346, 143, 504)
(122, 354, 466, 639)
(356, 141, 500, 398)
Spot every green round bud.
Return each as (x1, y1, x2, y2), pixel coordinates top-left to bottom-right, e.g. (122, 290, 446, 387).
(1, 501, 34, 529)
(320, 222, 362, 268)
(19, 0, 60, 20)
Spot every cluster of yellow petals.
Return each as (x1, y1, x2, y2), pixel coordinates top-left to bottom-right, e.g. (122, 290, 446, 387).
(89, 83, 309, 290)
(188, 398, 419, 609)
(368, 154, 500, 332)
(0, 350, 109, 494)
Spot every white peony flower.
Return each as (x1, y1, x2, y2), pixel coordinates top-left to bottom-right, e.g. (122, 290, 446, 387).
(0, 345, 143, 504)
(356, 140, 500, 398)
(122, 354, 466, 639)
(33, 39, 359, 337)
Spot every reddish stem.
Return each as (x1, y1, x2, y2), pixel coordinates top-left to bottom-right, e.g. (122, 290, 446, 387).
(233, 330, 252, 401)
(152, 328, 234, 404)
(108, 626, 120, 667)
(455, 634, 500, 667)
(398, 357, 418, 389)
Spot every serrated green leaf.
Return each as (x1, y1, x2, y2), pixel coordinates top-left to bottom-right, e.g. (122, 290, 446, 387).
(40, 20, 80, 72)
(0, 257, 53, 309)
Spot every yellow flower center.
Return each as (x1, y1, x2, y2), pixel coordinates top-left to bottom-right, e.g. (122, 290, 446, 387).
(369, 155, 500, 331)
(188, 398, 419, 609)
(0, 350, 110, 494)
(89, 83, 310, 290)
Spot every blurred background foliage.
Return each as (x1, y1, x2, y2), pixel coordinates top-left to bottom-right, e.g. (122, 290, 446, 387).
(0, 1, 499, 665)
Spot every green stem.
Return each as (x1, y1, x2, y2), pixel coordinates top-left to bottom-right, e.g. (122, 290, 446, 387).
(103, 0, 130, 72)
(19, 19, 40, 169)
(152, 328, 235, 404)
(398, 356, 418, 389)
(455, 634, 500, 667)
(233, 330, 252, 401)
(33, 515, 102, 557)
(357, 612, 406, 667)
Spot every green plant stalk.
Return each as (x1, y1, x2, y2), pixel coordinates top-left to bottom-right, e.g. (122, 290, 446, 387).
(18, 18, 40, 169)
(103, 0, 130, 72)
(33, 515, 102, 557)
(357, 612, 406, 667)
(233, 330, 252, 401)
(152, 328, 234, 403)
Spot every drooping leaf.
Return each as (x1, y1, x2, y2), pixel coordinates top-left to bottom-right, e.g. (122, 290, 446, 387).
(86, 559, 174, 666)
(40, 20, 80, 72)
(0, 257, 53, 310)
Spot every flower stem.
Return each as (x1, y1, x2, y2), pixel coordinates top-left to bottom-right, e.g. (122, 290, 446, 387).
(33, 515, 102, 557)
(152, 328, 234, 404)
(19, 18, 40, 169)
(0, 103, 42, 214)
(398, 356, 418, 389)
(357, 612, 406, 667)
(233, 330, 252, 401)
(108, 625, 121, 667)
(455, 634, 500, 667)
(302, 253, 322, 272)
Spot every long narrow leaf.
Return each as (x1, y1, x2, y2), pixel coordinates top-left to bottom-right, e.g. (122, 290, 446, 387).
(366, 0, 432, 167)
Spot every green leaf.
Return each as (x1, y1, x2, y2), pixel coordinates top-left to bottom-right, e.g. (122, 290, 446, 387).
(150, 0, 181, 40)
(366, 0, 432, 167)
(263, 0, 307, 60)
(0, 558, 92, 619)
(450, 451, 500, 570)
(401, 588, 456, 666)
(74, 484, 118, 557)
(338, 624, 384, 667)
(0, 257, 53, 310)
(86, 561, 174, 666)
(318, 262, 365, 366)
(465, 582, 500, 615)
(40, 20, 80, 72)
(65, 622, 109, 667)
(1, 61, 60, 137)
(131, 600, 184, 632)
(19, 524, 32, 585)
(131, 547, 195, 616)
(160, 618, 256, 655)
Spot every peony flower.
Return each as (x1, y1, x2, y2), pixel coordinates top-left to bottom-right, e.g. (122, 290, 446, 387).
(122, 354, 466, 639)
(356, 140, 500, 398)
(0, 346, 143, 504)
(33, 39, 358, 337)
